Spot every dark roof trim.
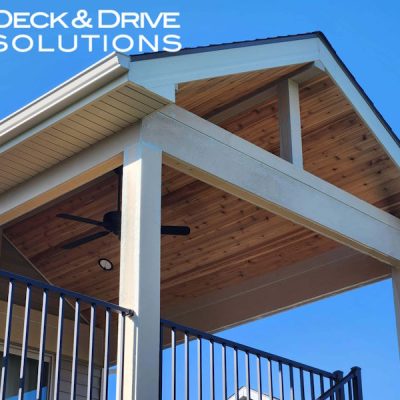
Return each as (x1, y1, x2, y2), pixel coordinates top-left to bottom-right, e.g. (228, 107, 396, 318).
(129, 31, 399, 146)
(129, 32, 319, 61)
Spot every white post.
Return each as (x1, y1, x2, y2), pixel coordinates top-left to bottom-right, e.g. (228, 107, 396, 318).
(278, 79, 303, 168)
(119, 138, 162, 399)
(392, 268, 400, 356)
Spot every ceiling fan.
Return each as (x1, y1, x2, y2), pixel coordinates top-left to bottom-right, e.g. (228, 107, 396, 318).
(57, 168, 190, 250)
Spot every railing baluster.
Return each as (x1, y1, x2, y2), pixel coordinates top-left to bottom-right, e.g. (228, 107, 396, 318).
(222, 344, 227, 400)
(245, 352, 250, 400)
(347, 380, 353, 400)
(268, 359, 274, 400)
(279, 361, 285, 400)
(87, 303, 96, 400)
(18, 284, 31, 400)
(351, 367, 363, 400)
(0, 269, 133, 400)
(155, 319, 362, 400)
(171, 327, 176, 400)
(102, 308, 111, 400)
(290, 365, 295, 400)
(334, 370, 344, 400)
(234, 348, 239, 400)
(36, 288, 48, 400)
(257, 355, 262, 400)
(70, 299, 80, 400)
(330, 377, 335, 400)
(0, 279, 14, 400)
(310, 372, 316, 400)
(198, 337, 202, 400)
(185, 331, 189, 400)
(300, 369, 305, 400)
(116, 312, 125, 400)
(53, 294, 64, 400)
(320, 374, 325, 398)
(210, 341, 215, 400)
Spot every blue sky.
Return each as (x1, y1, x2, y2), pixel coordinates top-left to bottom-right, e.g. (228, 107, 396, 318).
(0, 1, 399, 399)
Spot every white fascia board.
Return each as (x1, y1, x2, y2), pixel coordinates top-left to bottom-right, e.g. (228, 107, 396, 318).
(142, 105, 400, 267)
(128, 36, 400, 170)
(128, 37, 320, 90)
(0, 52, 130, 148)
(317, 40, 400, 168)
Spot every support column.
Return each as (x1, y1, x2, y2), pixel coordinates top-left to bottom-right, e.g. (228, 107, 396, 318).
(119, 139, 162, 399)
(278, 79, 303, 168)
(392, 268, 400, 356)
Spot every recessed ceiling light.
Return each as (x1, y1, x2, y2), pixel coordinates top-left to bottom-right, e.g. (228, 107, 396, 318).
(98, 258, 113, 271)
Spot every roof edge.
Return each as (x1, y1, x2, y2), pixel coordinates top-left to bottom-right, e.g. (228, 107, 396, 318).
(128, 31, 399, 146)
(129, 32, 321, 62)
(0, 52, 130, 147)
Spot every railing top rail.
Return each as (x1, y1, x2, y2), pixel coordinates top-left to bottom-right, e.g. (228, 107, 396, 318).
(161, 318, 335, 378)
(316, 369, 357, 400)
(0, 268, 134, 316)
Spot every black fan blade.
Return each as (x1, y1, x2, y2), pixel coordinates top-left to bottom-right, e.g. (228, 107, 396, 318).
(62, 231, 110, 249)
(161, 225, 190, 236)
(57, 213, 104, 227)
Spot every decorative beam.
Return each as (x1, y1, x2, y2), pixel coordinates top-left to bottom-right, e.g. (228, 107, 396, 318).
(119, 139, 162, 399)
(142, 105, 400, 267)
(163, 247, 391, 333)
(0, 124, 141, 226)
(129, 36, 320, 94)
(278, 78, 303, 167)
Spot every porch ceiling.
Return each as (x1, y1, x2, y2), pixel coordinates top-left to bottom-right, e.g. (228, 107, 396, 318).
(1, 54, 399, 329)
(177, 67, 400, 216)
(4, 165, 340, 313)
(0, 76, 169, 194)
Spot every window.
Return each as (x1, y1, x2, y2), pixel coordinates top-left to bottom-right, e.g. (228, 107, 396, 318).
(1, 350, 51, 400)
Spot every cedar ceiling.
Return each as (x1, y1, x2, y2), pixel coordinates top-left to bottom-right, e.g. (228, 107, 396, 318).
(4, 64, 400, 316)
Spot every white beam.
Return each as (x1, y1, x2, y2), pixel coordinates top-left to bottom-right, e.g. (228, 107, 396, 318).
(129, 37, 320, 91)
(392, 268, 400, 355)
(119, 138, 162, 399)
(0, 124, 141, 226)
(0, 53, 130, 151)
(278, 79, 303, 167)
(142, 105, 400, 267)
(164, 247, 391, 333)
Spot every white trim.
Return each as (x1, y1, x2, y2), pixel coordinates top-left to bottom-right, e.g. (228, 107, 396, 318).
(129, 37, 320, 89)
(142, 105, 400, 266)
(0, 124, 140, 226)
(317, 41, 400, 169)
(120, 137, 162, 399)
(278, 79, 303, 167)
(0, 53, 130, 148)
(163, 247, 390, 332)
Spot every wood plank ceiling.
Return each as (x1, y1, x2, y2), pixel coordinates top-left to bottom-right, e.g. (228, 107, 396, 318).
(4, 64, 400, 320)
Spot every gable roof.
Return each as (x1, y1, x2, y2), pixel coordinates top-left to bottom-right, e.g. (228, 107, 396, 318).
(129, 31, 398, 146)
(0, 32, 398, 197)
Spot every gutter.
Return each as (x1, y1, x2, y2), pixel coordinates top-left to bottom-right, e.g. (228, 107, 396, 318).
(0, 52, 130, 148)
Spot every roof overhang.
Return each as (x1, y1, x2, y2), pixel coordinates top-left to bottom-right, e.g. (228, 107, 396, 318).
(0, 32, 398, 197)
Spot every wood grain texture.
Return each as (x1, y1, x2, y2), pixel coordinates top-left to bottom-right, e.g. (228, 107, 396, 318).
(4, 65, 400, 321)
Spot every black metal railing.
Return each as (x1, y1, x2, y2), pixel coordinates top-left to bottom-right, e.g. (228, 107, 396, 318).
(160, 319, 363, 400)
(315, 367, 363, 400)
(0, 269, 133, 400)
